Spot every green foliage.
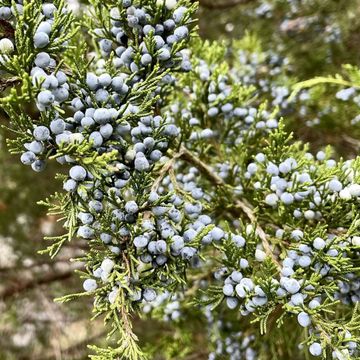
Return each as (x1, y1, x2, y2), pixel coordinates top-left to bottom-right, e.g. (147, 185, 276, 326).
(1, 0, 360, 359)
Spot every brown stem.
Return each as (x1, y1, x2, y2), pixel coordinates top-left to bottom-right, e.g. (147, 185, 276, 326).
(151, 148, 186, 192)
(180, 147, 223, 186)
(179, 146, 280, 268)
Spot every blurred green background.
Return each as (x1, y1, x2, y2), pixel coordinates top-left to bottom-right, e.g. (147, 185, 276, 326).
(1, 0, 360, 358)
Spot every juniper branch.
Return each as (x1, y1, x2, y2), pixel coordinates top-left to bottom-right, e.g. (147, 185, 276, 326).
(179, 146, 280, 267)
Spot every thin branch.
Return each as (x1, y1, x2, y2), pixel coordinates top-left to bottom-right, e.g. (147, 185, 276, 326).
(179, 146, 280, 268)
(151, 148, 186, 192)
(180, 147, 223, 186)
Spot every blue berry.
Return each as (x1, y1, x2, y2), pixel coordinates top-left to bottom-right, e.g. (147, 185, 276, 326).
(86, 73, 99, 90)
(298, 255, 311, 267)
(328, 179, 343, 192)
(141, 53, 152, 66)
(33, 126, 50, 141)
(95, 89, 109, 103)
(34, 52, 51, 68)
(173, 6, 187, 23)
(239, 258, 249, 268)
(79, 212, 94, 225)
(81, 117, 95, 128)
(226, 297, 239, 309)
(89, 132, 103, 148)
(235, 278, 254, 298)
(173, 26, 189, 41)
(143, 288, 156, 302)
(42, 3, 57, 18)
(94, 108, 111, 124)
(125, 201, 138, 214)
(123, 0, 132, 7)
(78, 225, 94, 239)
(34, 32, 50, 48)
(313, 237, 326, 250)
(50, 119, 66, 134)
(37, 21, 52, 34)
(247, 163, 257, 174)
(156, 240, 167, 253)
(309, 299, 321, 309)
(309, 343, 322, 357)
(0, 7, 11, 20)
(31, 160, 46, 172)
(180, 246, 196, 260)
(171, 236, 184, 252)
(232, 234, 246, 247)
(63, 179, 77, 192)
(297, 312, 311, 327)
(99, 39, 113, 53)
(83, 279, 97, 292)
(280, 192, 294, 205)
(210, 227, 224, 241)
(101, 258, 115, 273)
(89, 200, 103, 213)
(29, 141, 44, 154)
(134, 235, 148, 248)
(134, 155, 150, 171)
(100, 124, 113, 139)
(164, 19, 176, 31)
(265, 193, 278, 206)
(281, 277, 300, 294)
(69, 165, 87, 181)
(37, 90, 54, 106)
(291, 230, 303, 241)
(291, 293, 304, 305)
(158, 48, 171, 61)
(266, 163, 279, 175)
(21, 151, 36, 165)
(98, 73, 112, 87)
(223, 284, 234, 296)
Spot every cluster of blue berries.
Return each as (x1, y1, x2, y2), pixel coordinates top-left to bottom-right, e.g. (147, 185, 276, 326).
(208, 145, 360, 357)
(205, 306, 257, 360)
(4, 0, 360, 357)
(93, 1, 191, 75)
(245, 151, 360, 223)
(169, 50, 360, 356)
(9, 0, 205, 307)
(168, 56, 281, 156)
(142, 290, 182, 322)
